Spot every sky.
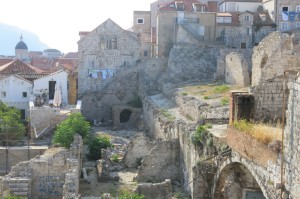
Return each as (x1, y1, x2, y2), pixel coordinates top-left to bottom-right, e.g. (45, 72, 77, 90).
(0, 0, 154, 54)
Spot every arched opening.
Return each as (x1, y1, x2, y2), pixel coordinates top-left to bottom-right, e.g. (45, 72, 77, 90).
(120, 109, 132, 123)
(214, 163, 266, 199)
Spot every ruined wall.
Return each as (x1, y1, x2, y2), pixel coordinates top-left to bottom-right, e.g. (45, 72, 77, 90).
(225, 52, 250, 86)
(136, 140, 180, 183)
(284, 73, 300, 198)
(0, 146, 47, 175)
(216, 48, 252, 81)
(136, 179, 172, 199)
(123, 133, 156, 168)
(162, 44, 218, 85)
(81, 67, 139, 123)
(0, 134, 83, 199)
(112, 105, 143, 130)
(252, 32, 300, 121)
(252, 32, 300, 86)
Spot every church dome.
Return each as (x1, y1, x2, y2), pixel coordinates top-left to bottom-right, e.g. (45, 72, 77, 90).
(15, 35, 28, 50)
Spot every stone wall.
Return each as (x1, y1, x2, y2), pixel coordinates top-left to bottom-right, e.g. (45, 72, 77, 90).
(136, 179, 172, 199)
(112, 105, 143, 130)
(225, 52, 250, 86)
(80, 66, 139, 123)
(77, 19, 140, 97)
(135, 140, 180, 183)
(284, 73, 300, 198)
(0, 134, 83, 199)
(251, 32, 300, 86)
(0, 146, 48, 175)
(123, 133, 156, 168)
(162, 44, 218, 85)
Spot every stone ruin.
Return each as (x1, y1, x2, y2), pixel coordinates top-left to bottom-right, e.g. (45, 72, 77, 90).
(0, 134, 83, 199)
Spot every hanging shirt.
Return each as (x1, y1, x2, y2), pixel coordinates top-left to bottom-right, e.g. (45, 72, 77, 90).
(282, 11, 288, 21)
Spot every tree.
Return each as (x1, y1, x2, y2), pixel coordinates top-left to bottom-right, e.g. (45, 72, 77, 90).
(87, 136, 112, 160)
(53, 113, 90, 148)
(0, 101, 25, 144)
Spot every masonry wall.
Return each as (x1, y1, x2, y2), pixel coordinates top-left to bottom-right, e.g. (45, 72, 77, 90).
(77, 19, 140, 97)
(225, 52, 250, 86)
(0, 134, 83, 199)
(284, 74, 300, 198)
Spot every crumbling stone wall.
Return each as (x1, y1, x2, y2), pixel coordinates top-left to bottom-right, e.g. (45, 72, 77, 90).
(81, 67, 139, 123)
(135, 140, 180, 183)
(284, 73, 300, 198)
(123, 133, 156, 168)
(0, 134, 83, 199)
(251, 32, 300, 86)
(112, 105, 143, 130)
(162, 44, 218, 85)
(225, 52, 250, 86)
(136, 179, 172, 199)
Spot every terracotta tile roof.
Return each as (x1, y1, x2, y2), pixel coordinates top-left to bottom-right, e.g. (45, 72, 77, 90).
(79, 31, 91, 36)
(31, 57, 54, 70)
(217, 12, 240, 26)
(0, 59, 45, 75)
(63, 52, 78, 59)
(0, 58, 14, 66)
(160, 0, 206, 12)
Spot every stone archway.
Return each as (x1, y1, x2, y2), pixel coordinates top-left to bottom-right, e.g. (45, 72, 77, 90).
(120, 109, 132, 123)
(213, 162, 266, 199)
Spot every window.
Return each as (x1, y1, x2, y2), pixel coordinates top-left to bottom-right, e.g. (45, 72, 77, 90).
(110, 38, 117, 49)
(247, 28, 251, 35)
(137, 18, 144, 24)
(22, 92, 27, 98)
(241, 43, 246, 49)
(296, 22, 300, 29)
(282, 6, 289, 12)
(297, 6, 300, 12)
(244, 15, 250, 21)
(144, 51, 148, 57)
(1, 91, 6, 98)
(281, 22, 289, 31)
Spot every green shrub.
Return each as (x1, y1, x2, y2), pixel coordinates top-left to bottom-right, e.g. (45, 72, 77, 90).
(119, 192, 144, 199)
(206, 138, 213, 147)
(111, 154, 119, 162)
(0, 101, 25, 143)
(128, 95, 143, 108)
(205, 123, 213, 129)
(87, 136, 112, 160)
(53, 113, 90, 148)
(182, 92, 188, 96)
(191, 125, 209, 146)
(203, 96, 209, 100)
(160, 109, 175, 121)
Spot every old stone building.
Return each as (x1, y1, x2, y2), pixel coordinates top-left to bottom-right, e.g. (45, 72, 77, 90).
(275, 0, 300, 32)
(155, 0, 217, 57)
(77, 18, 141, 123)
(132, 11, 152, 59)
(216, 10, 275, 49)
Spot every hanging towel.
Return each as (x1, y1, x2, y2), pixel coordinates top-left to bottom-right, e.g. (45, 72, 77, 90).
(289, 12, 296, 22)
(92, 71, 98, 78)
(102, 70, 107, 79)
(282, 11, 288, 21)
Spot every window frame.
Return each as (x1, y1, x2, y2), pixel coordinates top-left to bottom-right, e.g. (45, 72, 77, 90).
(137, 18, 144, 24)
(1, 91, 6, 98)
(22, 92, 27, 98)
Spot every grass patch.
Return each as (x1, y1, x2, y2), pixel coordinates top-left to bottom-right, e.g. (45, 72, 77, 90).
(220, 97, 229, 106)
(232, 120, 281, 145)
(213, 84, 230, 94)
(181, 92, 188, 96)
(160, 108, 175, 121)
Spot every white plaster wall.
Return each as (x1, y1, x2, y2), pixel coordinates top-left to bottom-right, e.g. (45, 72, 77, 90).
(33, 70, 68, 105)
(263, 0, 275, 21)
(220, 2, 261, 12)
(0, 76, 32, 103)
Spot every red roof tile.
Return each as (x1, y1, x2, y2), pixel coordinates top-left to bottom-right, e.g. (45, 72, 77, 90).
(63, 52, 78, 59)
(0, 59, 45, 75)
(0, 59, 14, 66)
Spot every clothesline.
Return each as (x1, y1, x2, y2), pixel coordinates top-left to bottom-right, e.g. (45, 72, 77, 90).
(282, 11, 300, 22)
(88, 69, 116, 79)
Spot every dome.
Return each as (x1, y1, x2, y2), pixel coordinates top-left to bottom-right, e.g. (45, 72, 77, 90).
(15, 35, 28, 50)
(15, 41, 28, 50)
